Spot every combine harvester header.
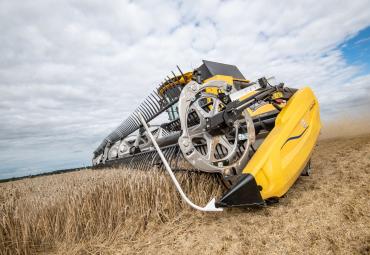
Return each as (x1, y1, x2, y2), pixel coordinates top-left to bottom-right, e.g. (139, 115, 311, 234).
(93, 60, 321, 210)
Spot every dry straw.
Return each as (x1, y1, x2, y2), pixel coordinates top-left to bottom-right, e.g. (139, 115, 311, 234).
(0, 167, 224, 254)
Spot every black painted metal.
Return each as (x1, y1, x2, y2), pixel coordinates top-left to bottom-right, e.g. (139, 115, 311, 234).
(216, 173, 265, 207)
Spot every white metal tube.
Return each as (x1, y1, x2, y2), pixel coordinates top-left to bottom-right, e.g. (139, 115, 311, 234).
(229, 76, 276, 102)
(137, 113, 223, 212)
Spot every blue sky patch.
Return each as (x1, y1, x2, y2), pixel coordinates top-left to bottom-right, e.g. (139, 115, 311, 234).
(341, 26, 370, 74)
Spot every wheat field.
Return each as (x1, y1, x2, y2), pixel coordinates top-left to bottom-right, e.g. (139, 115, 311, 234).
(0, 169, 223, 254)
(1, 134, 369, 254)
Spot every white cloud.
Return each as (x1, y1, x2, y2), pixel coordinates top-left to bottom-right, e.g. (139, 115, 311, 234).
(0, 0, 369, 178)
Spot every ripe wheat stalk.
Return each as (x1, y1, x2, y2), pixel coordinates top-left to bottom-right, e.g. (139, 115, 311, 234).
(0, 167, 223, 254)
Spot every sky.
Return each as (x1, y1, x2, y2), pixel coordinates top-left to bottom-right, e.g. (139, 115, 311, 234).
(0, 0, 370, 179)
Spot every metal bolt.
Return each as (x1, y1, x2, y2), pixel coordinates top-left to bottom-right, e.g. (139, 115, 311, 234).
(183, 140, 189, 147)
(191, 84, 197, 91)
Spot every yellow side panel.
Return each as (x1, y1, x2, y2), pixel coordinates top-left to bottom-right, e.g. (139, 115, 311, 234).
(242, 87, 321, 199)
(249, 104, 276, 117)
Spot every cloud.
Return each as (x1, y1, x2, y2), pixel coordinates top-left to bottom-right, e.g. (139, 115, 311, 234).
(0, 0, 369, 178)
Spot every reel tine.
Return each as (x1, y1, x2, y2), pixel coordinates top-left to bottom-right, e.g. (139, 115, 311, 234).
(173, 147, 180, 170)
(139, 153, 148, 170)
(153, 91, 163, 102)
(148, 94, 160, 111)
(142, 152, 152, 170)
(132, 111, 141, 125)
(166, 147, 174, 164)
(143, 100, 155, 115)
(137, 106, 149, 120)
(167, 147, 174, 160)
(142, 100, 154, 116)
(124, 157, 131, 167)
(168, 146, 176, 163)
(129, 116, 137, 130)
(150, 151, 156, 168)
(126, 156, 133, 169)
(129, 118, 136, 130)
(135, 154, 142, 169)
(120, 158, 127, 167)
(131, 156, 138, 169)
(138, 154, 146, 170)
(137, 154, 145, 169)
(142, 102, 154, 118)
(152, 90, 161, 101)
(141, 153, 149, 170)
(168, 146, 177, 168)
(172, 71, 179, 81)
(177, 65, 185, 81)
(129, 155, 137, 169)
